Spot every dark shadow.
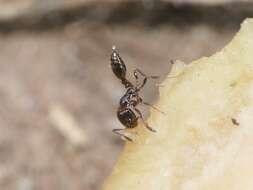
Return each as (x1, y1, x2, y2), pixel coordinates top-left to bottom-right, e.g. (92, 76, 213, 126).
(0, 1, 252, 33)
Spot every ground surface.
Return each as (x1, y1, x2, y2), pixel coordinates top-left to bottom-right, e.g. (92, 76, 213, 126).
(0, 1, 248, 190)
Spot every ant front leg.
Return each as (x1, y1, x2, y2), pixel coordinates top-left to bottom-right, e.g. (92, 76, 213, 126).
(134, 107, 156, 132)
(112, 128, 133, 142)
(133, 68, 159, 90)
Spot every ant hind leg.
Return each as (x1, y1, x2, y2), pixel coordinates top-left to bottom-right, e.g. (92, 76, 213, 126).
(112, 128, 133, 142)
(134, 108, 156, 132)
(142, 101, 165, 115)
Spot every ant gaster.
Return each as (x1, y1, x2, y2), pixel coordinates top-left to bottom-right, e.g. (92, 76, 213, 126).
(111, 46, 160, 141)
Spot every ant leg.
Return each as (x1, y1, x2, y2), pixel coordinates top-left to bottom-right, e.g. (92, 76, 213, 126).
(134, 68, 159, 79)
(134, 108, 156, 132)
(138, 77, 147, 90)
(142, 101, 165, 115)
(138, 97, 165, 114)
(134, 69, 159, 90)
(112, 129, 133, 142)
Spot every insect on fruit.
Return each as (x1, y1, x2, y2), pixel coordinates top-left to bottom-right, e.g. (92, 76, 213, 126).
(110, 46, 162, 141)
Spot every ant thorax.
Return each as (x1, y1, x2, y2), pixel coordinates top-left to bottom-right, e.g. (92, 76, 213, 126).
(119, 87, 140, 108)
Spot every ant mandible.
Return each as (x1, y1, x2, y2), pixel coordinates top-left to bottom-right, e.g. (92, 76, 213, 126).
(110, 46, 160, 141)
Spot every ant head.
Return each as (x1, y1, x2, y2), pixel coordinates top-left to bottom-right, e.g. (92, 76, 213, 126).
(110, 46, 127, 80)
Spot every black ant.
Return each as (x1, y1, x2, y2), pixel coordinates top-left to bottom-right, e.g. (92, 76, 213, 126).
(110, 46, 160, 141)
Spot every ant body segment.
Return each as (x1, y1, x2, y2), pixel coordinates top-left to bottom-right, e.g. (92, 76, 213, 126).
(110, 46, 159, 141)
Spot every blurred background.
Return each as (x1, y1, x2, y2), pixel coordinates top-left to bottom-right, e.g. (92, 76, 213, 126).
(0, 0, 252, 189)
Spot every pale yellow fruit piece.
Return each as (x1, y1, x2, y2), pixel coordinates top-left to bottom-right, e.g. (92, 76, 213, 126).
(103, 18, 253, 190)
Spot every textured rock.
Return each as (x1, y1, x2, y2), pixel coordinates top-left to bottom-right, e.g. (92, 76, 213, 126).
(103, 18, 253, 190)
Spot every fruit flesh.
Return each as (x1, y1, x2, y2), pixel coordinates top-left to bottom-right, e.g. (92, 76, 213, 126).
(103, 18, 253, 190)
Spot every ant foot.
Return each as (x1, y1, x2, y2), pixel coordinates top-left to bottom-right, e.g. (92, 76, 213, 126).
(113, 129, 133, 142)
(122, 135, 133, 142)
(144, 124, 156, 133)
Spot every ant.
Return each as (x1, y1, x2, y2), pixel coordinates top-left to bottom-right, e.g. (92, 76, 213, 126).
(110, 46, 161, 141)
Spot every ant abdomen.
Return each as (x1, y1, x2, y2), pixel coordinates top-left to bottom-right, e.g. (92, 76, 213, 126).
(111, 46, 127, 80)
(117, 108, 138, 129)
